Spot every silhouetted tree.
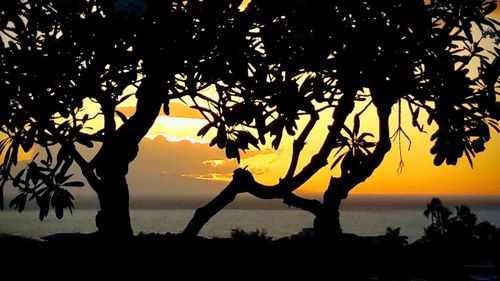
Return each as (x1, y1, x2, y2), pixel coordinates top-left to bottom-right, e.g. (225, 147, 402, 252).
(2, 0, 498, 240)
(424, 198, 452, 226)
(183, 0, 499, 238)
(422, 198, 497, 243)
(423, 198, 452, 238)
(0, 0, 156, 237)
(0, 0, 248, 237)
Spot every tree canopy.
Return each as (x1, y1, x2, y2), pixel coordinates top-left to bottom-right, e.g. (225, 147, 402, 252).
(1, 0, 143, 218)
(0, 0, 498, 238)
(0, 0, 247, 235)
(183, 0, 500, 236)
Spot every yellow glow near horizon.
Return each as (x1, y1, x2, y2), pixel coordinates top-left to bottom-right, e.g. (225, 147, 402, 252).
(160, 103, 500, 196)
(47, 82, 500, 196)
(146, 116, 210, 144)
(233, 105, 499, 196)
(1, 0, 498, 203)
(6, 1, 497, 197)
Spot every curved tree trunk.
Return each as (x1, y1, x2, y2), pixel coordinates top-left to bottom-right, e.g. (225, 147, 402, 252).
(183, 180, 240, 236)
(92, 72, 166, 237)
(183, 169, 322, 237)
(184, 104, 392, 239)
(314, 105, 392, 238)
(183, 96, 356, 237)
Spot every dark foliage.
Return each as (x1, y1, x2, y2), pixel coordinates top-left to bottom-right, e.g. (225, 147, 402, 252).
(1, 0, 498, 238)
(184, 0, 499, 237)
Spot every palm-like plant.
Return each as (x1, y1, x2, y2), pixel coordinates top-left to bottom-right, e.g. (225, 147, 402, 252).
(331, 114, 376, 175)
(452, 205, 477, 228)
(421, 198, 491, 242)
(424, 198, 451, 229)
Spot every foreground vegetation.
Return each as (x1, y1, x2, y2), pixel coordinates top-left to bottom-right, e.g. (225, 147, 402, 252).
(1, 199, 498, 280)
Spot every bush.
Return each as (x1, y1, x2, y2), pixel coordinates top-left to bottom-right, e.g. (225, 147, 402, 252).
(230, 228, 272, 241)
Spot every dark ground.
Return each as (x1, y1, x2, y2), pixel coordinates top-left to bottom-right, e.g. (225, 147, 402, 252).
(1, 232, 498, 280)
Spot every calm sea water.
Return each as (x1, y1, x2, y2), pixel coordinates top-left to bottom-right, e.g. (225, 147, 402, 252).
(1, 208, 500, 242)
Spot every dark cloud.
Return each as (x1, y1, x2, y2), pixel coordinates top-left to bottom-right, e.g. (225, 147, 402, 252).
(128, 136, 237, 197)
(3, 135, 277, 209)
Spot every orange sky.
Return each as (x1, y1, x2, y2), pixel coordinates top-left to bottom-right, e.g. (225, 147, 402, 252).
(146, 99, 499, 196)
(2, 1, 499, 198)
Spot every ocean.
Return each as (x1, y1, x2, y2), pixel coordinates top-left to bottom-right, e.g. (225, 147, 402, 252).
(1, 196, 500, 242)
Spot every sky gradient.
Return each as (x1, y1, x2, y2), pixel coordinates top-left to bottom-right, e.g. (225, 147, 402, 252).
(2, 2, 499, 200)
(130, 99, 500, 197)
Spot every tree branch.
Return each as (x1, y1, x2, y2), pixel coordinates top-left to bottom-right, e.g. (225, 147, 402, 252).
(46, 124, 101, 192)
(183, 169, 248, 236)
(282, 93, 355, 192)
(92, 72, 167, 175)
(102, 99, 117, 141)
(183, 169, 321, 236)
(183, 93, 357, 236)
(77, 132, 105, 143)
(64, 141, 101, 191)
(327, 104, 392, 199)
(282, 193, 322, 215)
(285, 113, 319, 180)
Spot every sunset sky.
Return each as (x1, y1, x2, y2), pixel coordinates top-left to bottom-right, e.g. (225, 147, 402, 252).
(123, 96, 500, 197)
(126, 3, 500, 198)
(135, 3, 499, 197)
(2, 1, 499, 201)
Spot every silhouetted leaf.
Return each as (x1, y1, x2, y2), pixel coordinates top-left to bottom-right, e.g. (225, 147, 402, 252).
(433, 153, 446, 166)
(56, 146, 69, 167)
(272, 130, 283, 150)
(55, 205, 63, 219)
(197, 123, 212, 137)
(9, 193, 27, 213)
(163, 102, 170, 115)
(76, 136, 93, 148)
(358, 132, 374, 141)
(342, 126, 353, 139)
(45, 146, 53, 166)
(62, 181, 84, 187)
(216, 128, 227, 149)
(36, 191, 51, 221)
(225, 141, 240, 162)
(0, 138, 9, 156)
(237, 131, 259, 149)
(209, 135, 219, 147)
(483, 2, 497, 15)
(115, 110, 128, 123)
(29, 187, 49, 201)
(330, 152, 346, 170)
(353, 115, 360, 136)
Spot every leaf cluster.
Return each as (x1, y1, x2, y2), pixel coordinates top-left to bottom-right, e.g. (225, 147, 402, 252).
(6, 147, 82, 220)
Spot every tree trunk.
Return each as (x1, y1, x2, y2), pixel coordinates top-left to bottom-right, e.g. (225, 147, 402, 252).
(183, 169, 253, 236)
(183, 169, 323, 237)
(93, 141, 138, 238)
(313, 178, 347, 238)
(91, 72, 166, 237)
(313, 105, 392, 238)
(96, 173, 133, 238)
(183, 183, 239, 237)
